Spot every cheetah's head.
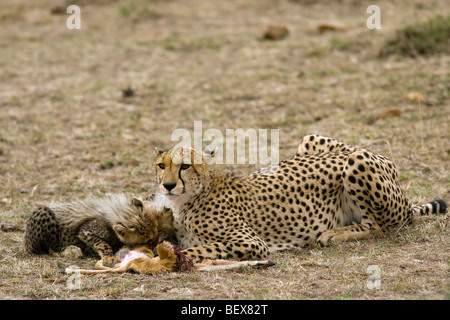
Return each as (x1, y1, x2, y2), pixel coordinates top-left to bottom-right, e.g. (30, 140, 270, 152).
(153, 146, 215, 205)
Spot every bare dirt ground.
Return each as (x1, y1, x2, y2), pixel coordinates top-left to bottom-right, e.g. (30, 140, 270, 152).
(0, 0, 448, 300)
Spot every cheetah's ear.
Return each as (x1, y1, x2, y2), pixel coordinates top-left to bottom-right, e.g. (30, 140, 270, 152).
(203, 147, 218, 158)
(202, 147, 218, 165)
(131, 197, 144, 209)
(153, 147, 164, 157)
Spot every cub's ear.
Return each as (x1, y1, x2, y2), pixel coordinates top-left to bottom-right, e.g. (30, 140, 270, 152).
(153, 147, 164, 157)
(131, 197, 144, 208)
(113, 224, 137, 236)
(113, 224, 127, 236)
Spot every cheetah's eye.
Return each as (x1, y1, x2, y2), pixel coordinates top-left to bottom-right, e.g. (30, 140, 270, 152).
(180, 164, 191, 170)
(157, 163, 165, 170)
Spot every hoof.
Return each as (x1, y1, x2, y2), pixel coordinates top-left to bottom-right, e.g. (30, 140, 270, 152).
(256, 260, 276, 268)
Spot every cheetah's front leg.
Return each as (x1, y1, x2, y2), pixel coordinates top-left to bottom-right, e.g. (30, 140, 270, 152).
(77, 219, 120, 265)
(182, 241, 269, 264)
(182, 232, 270, 264)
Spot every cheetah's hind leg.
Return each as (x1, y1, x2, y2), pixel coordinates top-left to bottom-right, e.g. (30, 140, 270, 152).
(316, 221, 382, 246)
(317, 149, 403, 246)
(24, 206, 62, 255)
(296, 135, 356, 156)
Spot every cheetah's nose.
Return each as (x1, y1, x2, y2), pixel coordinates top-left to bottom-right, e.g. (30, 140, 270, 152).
(163, 182, 176, 192)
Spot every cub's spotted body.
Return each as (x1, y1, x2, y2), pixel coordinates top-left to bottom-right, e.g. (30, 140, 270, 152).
(24, 194, 174, 263)
(154, 135, 447, 263)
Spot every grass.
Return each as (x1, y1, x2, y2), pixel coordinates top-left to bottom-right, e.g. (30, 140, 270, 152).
(0, 0, 448, 300)
(380, 14, 450, 57)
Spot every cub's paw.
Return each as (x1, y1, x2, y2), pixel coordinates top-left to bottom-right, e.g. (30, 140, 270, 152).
(102, 255, 119, 267)
(51, 245, 83, 258)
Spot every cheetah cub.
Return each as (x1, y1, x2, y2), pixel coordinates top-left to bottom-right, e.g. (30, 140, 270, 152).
(24, 194, 174, 264)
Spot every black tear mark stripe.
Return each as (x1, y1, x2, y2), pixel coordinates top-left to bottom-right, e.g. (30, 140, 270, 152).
(178, 167, 186, 191)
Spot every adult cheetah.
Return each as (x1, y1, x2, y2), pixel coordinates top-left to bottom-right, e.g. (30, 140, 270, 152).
(153, 135, 447, 263)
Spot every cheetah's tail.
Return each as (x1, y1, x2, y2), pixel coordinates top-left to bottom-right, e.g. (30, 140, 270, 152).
(412, 199, 447, 216)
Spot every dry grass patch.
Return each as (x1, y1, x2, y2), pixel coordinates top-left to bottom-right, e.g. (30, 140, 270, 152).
(0, 0, 448, 300)
(380, 14, 450, 57)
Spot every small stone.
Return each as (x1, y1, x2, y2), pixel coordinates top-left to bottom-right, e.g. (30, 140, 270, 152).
(317, 21, 347, 33)
(122, 87, 135, 98)
(263, 23, 290, 40)
(404, 92, 424, 102)
(377, 108, 402, 119)
(49, 5, 66, 15)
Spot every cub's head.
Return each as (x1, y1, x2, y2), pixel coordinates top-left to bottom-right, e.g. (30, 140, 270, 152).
(112, 197, 160, 246)
(153, 146, 215, 204)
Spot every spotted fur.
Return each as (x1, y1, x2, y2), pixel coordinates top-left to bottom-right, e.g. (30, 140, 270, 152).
(24, 194, 174, 263)
(154, 135, 447, 263)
